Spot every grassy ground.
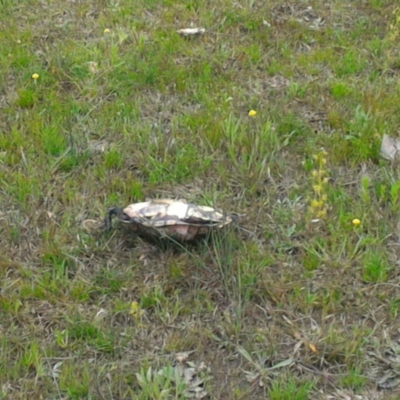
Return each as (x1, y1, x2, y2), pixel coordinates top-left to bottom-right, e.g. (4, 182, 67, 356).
(1, 0, 400, 398)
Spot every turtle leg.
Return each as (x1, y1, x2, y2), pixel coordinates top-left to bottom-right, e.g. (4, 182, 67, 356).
(102, 207, 123, 231)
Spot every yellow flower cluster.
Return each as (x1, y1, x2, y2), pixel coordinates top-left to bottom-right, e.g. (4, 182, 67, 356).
(308, 150, 329, 219)
(129, 301, 144, 322)
(388, 8, 400, 42)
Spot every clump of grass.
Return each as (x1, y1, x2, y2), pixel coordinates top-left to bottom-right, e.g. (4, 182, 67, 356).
(362, 249, 390, 283)
(134, 365, 189, 399)
(387, 7, 400, 42)
(330, 81, 352, 99)
(268, 376, 314, 400)
(340, 367, 367, 391)
(222, 113, 280, 192)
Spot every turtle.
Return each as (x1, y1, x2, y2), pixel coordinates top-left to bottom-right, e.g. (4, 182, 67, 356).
(103, 198, 237, 242)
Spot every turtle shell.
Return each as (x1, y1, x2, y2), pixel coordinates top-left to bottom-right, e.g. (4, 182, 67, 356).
(105, 199, 235, 242)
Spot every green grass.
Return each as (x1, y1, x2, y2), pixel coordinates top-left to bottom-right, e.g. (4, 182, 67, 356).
(1, 0, 400, 399)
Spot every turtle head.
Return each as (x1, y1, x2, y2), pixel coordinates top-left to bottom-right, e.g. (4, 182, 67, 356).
(229, 212, 240, 223)
(102, 207, 123, 231)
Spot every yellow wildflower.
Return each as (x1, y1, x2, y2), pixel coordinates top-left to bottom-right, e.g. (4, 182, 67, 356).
(129, 301, 144, 320)
(248, 109, 257, 117)
(310, 200, 322, 209)
(312, 184, 322, 194)
(352, 218, 361, 226)
(317, 209, 327, 218)
(32, 73, 39, 80)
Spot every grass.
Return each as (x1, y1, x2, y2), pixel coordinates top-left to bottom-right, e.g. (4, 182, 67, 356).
(1, 0, 400, 398)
